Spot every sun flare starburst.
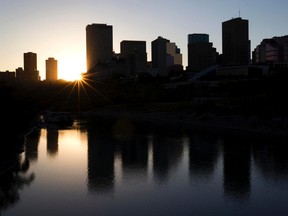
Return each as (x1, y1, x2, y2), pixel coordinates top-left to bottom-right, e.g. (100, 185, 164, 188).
(58, 54, 86, 81)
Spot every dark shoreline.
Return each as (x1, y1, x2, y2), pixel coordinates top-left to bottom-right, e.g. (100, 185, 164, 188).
(75, 105, 288, 142)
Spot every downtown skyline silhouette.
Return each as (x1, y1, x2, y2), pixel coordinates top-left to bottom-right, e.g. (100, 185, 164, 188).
(1, 0, 288, 80)
(1, 2, 288, 215)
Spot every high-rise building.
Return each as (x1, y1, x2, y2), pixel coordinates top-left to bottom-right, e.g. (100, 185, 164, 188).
(23, 52, 39, 82)
(86, 23, 113, 73)
(222, 17, 250, 66)
(152, 36, 182, 76)
(152, 37, 169, 76)
(188, 33, 209, 44)
(187, 33, 218, 72)
(120, 40, 147, 77)
(46, 57, 58, 81)
(253, 35, 288, 65)
(24, 52, 37, 72)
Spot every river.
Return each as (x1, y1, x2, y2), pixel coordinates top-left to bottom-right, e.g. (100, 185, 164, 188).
(1, 115, 288, 216)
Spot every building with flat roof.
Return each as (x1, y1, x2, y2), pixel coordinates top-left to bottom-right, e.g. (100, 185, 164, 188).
(222, 17, 250, 66)
(24, 52, 37, 72)
(46, 57, 58, 81)
(86, 23, 113, 73)
(23, 52, 39, 83)
(0, 71, 16, 86)
(187, 33, 218, 72)
(188, 33, 209, 44)
(120, 40, 147, 77)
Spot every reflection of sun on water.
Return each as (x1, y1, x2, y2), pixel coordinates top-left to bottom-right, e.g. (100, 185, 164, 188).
(58, 54, 86, 81)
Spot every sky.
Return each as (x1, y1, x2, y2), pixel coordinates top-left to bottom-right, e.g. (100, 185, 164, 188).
(0, 0, 287, 81)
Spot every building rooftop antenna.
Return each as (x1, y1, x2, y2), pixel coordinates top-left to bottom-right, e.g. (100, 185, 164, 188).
(239, 9, 241, 18)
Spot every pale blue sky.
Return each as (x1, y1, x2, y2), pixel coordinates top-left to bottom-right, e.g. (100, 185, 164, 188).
(0, 0, 287, 80)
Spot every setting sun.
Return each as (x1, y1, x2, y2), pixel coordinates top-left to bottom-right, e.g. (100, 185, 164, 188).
(58, 54, 86, 81)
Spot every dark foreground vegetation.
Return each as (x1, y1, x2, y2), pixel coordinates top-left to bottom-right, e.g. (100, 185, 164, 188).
(1, 73, 288, 150)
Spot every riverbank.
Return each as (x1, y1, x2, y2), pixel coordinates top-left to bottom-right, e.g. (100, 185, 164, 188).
(76, 103, 288, 140)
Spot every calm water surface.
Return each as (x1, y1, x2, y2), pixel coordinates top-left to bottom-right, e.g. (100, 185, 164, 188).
(1, 116, 288, 216)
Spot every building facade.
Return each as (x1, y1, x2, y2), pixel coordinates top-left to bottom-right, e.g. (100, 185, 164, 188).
(23, 52, 39, 83)
(46, 57, 58, 81)
(188, 33, 209, 44)
(222, 17, 250, 66)
(167, 42, 182, 66)
(86, 23, 113, 73)
(24, 52, 37, 72)
(120, 40, 147, 77)
(187, 33, 217, 72)
(152, 36, 182, 77)
(0, 71, 16, 85)
(253, 35, 288, 65)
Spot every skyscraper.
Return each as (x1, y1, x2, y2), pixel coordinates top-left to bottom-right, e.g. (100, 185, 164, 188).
(24, 52, 37, 72)
(152, 36, 182, 76)
(46, 57, 58, 81)
(188, 33, 209, 44)
(86, 23, 113, 73)
(120, 40, 147, 77)
(187, 33, 217, 72)
(23, 52, 39, 82)
(222, 17, 250, 66)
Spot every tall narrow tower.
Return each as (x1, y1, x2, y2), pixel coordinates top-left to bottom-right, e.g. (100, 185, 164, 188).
(46, 57, 58, 81)
(23, 52, 39, 82)
(86, 23, 113, 72)
(24, 52, 37, 72)
(222, 17, 250, 66)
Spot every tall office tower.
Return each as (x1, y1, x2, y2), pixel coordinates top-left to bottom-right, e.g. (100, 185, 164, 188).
(23, 52, 39, 82)
(222, 17, 250, 66)
(46, 57, 58, 81)
(86, 23, 113, 73)
(24, 52, 37, 72)
(187, 33, 217, 72)
(152, 36, 182, 76)
(188, 33, 209, 44)
(152, 36, 169, 76)
(120, 40, 147, 77)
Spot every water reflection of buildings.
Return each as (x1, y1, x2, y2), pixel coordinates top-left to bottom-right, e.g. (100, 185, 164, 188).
(47, 130, 59, 157)
(86, 119, 187, 192)
(223, 137, 251, 201)
(188, 132, 219, 181)
(152, 133, 184, 184)
(253, 141, 288, 182)
(87, 127, 115, 194)
(120, 135, 149, 181)
(84, 119, 288, 204)
(25, 129, 41, 162)
(20, 123, 288, 210)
